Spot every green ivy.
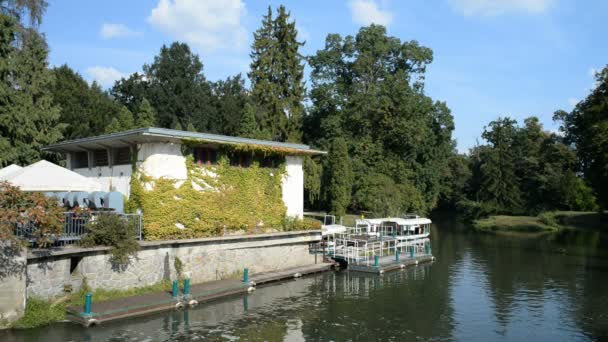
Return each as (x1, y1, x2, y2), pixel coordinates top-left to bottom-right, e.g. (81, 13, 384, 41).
(130, 155, 288, 240)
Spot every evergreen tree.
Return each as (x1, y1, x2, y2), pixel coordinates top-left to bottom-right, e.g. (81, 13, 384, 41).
(186, 122, 196, 132)
(249, 5, 305, 142)
(135, 98, 156, 128)
(238, 104, 258, 138)
(325, 137, 353, 216)
(209, 73, 249, 136)
(0, 16, 64, 166)
(105, 106, 134, 134)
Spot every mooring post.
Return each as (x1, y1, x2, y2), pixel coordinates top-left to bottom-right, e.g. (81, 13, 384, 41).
(184, 278, 190, 297)
(396, 249, 400, 262)
(172, 280, 179, 298)
(410, 245, 414, 258)
(243, 268, 249, 283)
(84, 293, 92, 316)
(374, 255, 379, 267)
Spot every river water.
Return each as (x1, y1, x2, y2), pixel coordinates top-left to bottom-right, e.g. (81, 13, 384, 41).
(3, 218, 608, 341)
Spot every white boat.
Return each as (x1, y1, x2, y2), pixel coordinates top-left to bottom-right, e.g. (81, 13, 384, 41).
(354, 215, 431, 242)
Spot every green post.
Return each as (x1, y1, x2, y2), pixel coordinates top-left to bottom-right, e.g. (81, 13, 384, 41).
(243, 268, 249, 283)
(425, 242, 431, 255)
(84, 293, 92, 316)
(243, 295, 249, 311)
(172, 280, 178, 298)
(396, 249, 400, 262)
(374, 255, 379, 267)
(184, 278, 190, 296)
(410, 246, 414, 258)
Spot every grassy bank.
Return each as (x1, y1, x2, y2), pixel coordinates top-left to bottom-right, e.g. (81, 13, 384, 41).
(473, 211, 606, 233)
(12, 280, 172, 329)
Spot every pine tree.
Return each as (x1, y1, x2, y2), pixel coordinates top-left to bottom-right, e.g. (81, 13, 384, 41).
(105, 106, 134, 134)
(249, 5, 305, 142)
(186, 122, 196, 132)
(135, 98, 156, 128)
(238, 104, 258, 138)
(0, 16, 64, 165)
(326, 137, 353, 216)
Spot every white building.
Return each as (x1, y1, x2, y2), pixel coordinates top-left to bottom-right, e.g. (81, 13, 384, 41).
(44, 128, 325, 218)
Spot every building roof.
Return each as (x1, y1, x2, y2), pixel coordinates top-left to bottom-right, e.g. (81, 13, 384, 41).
(0, 164, 22, 178)
(1, 160, 101, 192)
(43, 127, 326, 155)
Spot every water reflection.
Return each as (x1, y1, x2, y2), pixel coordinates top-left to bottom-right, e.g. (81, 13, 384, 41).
(3, 220, 608, 341)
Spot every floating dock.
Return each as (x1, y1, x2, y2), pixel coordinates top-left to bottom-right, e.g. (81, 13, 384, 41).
(67, 262, 336, 327)
(347, 254, 435, 274)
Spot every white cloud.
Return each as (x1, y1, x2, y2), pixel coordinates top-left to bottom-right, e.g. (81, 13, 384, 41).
(86, 66, 127, 88)
(148, 0, 247, 53)
(100, 23, 142, 39)
(567, 97, 578, 107)
(349, 0, 393, 26)
(449, 0, 554, 16)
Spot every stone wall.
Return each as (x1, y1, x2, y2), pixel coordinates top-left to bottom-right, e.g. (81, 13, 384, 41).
(25, 230, 321, 300)
(0, 243, 26, 327)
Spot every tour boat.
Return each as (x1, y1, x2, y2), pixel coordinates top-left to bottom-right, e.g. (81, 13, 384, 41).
(354, 214, 431, 242)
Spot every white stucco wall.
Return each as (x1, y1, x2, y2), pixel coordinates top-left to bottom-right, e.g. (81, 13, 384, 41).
(73, 164, 132, 196)
(138, 142, 187, 182)
(282, 156, 304, 218)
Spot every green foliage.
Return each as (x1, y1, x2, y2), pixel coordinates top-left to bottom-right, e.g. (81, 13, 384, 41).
(281, 216, 322, 231)
(0, 14, 65, 166)
(209, 73, 249, 136)
(131, 156, 288, 240)
(80, 213, 140, 265)
(303, 156, 322, 207)
(105, 106, 135, 133)
(249, 5, 305, 142)
(325, 138, 352, 216)
(135, 98, 156, 128)
(238, 103, 259, 138)
(0, 182, 63, 247)
(538, 212, 559, 228)
(174, 256, 184, 280)
(473, 215, 558, 233)
(554, 65, 608, 208)
(305, 25, 452, 215)
(12, 297, 64, 329)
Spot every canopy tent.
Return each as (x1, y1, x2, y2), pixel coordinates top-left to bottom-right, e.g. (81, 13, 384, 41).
(1, 160, 101, 192)
(0, 164, 22, 179)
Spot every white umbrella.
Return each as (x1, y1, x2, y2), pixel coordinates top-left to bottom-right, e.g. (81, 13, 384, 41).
(0, 164, 22, 179)
(2, 160, 101, 192)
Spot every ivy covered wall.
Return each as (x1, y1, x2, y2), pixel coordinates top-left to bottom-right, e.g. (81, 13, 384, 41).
(129, 155, 288, 240)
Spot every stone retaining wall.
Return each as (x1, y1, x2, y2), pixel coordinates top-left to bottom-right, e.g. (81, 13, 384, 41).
(25, 230, 321, 300)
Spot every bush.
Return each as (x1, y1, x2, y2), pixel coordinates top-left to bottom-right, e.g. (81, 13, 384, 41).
(12, 298, 65, 329)
(456, 199, 498, 221)
(282, 217, 322, 231)
(80, 213, 140, 265)
(538, 212, 559, 228)
(0, 182, 63, 247)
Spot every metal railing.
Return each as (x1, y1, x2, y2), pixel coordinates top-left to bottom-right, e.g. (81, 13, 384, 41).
(12, 212, 142, 245)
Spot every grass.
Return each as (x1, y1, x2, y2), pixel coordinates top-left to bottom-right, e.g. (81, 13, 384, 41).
(11, 280, 173, 329)
(473, 211, 607, 233)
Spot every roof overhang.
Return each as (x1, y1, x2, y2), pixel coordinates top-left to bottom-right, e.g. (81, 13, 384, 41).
(43, 128, 327, 155)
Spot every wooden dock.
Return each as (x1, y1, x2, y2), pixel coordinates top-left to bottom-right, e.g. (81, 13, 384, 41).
(67, 262, 336, 327)
(347, 254, 435, 274)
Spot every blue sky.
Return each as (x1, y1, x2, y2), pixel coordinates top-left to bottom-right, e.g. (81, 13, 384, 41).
(40, 0, 607, 152)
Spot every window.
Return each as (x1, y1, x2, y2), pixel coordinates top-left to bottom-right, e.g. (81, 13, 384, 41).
(73, 152, 88, 169)
(193, 147, 218, 166)
(92, 149, 108, 167)
(113, 147, 132, 165)
(230, 152, 252, 167)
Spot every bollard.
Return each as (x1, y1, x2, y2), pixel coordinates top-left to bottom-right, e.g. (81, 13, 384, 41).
(243, 268, 249, 283)
(243, 295, 249, 311)
(410, 246, 414, 258)
(84, 293, 92, 316)
(396, 249, 400, 262)
(184, 278, 190, 296)
(425, 242, 431, 255)
(172, 280, 179, 298)
(374, 255, 379, 267)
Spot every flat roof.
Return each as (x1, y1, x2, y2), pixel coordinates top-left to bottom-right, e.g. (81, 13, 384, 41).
(43, 127, 326, 155)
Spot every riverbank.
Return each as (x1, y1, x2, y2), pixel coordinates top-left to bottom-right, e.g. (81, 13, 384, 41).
(473, 211, 606, 233)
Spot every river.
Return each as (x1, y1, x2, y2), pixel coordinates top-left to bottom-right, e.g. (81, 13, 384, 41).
(3, 218, 608, 341)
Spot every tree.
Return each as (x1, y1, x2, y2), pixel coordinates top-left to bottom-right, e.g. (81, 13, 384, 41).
(238, 104, 258, 138)
(249, 5, 305, 142)
(555, 66, 608, 208)
(0, 16, 64, 166)
(105, 106, 134, 134)
(1, 0, 47, 27)
(143, 42, 213, 131)
(110, 72, 148, 114)
(135, 98, 156, 128)
(306, 25, 453, 214)
(209, 73, 249, 136)
(325, 137, 353, 216)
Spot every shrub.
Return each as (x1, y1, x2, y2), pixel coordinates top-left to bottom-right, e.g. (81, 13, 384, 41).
(0, 182, 63, 247)
(80, 213, 140, 265)
(282, 217, 322, 231)
(538, 212, 559, 228)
